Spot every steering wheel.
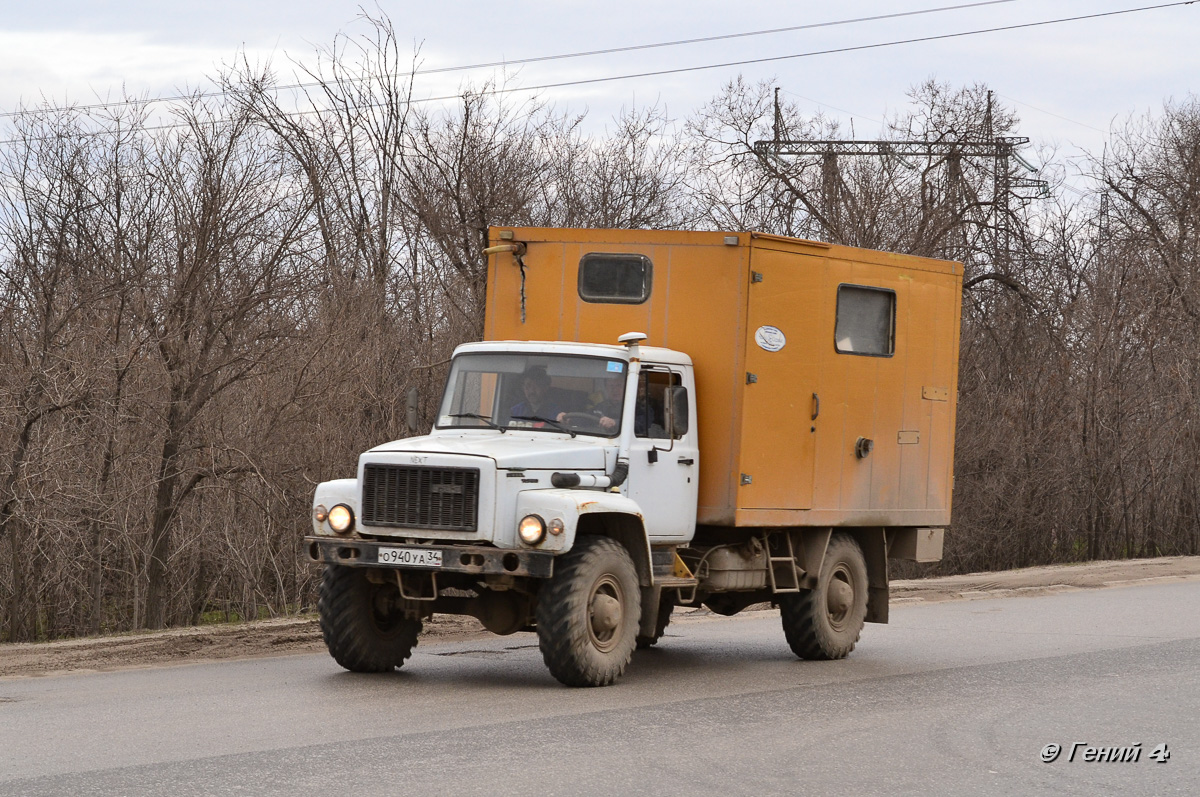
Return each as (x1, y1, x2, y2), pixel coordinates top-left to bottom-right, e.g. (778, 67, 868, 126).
(559, 412, 606, 431)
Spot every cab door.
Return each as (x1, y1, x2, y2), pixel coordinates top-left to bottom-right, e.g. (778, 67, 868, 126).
(625, 366, 698, 540)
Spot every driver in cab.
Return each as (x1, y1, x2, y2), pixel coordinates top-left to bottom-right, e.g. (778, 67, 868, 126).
(589, 373, 625, 432)
(509, 367, 566, 427)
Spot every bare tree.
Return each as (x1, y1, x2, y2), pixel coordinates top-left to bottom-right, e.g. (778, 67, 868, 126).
(0, 109, 115, 639)
(6, 18, 1200, 643)
(134, 98, 313, 628)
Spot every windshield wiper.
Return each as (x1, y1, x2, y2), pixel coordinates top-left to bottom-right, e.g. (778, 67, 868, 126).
(448, 412, 506, 433)
(510, 415, 576, 438)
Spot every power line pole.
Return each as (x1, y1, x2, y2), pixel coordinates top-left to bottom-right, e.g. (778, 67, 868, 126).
(756, 88, 1047, 261)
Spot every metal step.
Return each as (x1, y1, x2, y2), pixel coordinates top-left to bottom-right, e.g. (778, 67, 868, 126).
(767, 533, 802, 593)
(656, 575, 700, 605)
(767, 557, 802, 593)
(655, 576, 699, 589)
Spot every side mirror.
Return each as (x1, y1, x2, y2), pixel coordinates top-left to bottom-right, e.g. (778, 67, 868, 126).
(665, 385, 689, 438)
(406, 387, 420, 435)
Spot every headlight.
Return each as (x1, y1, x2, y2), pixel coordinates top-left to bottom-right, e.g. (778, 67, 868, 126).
(327, 504, 355, 534)
(518, 514, 546, 546)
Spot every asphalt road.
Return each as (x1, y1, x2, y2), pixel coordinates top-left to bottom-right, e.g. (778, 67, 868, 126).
(1, 581, 1197, 796)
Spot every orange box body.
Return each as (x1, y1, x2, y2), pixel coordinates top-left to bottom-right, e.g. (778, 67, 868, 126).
(484, 228, 962, 529)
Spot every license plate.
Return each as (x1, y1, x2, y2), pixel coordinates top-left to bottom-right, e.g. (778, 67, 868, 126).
(376, 547, 443, 568)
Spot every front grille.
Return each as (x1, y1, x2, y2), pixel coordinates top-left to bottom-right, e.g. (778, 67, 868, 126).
(361, 464, 480, 531)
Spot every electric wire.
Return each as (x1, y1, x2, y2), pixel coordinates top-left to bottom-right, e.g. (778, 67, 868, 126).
(996, 92, 1108, 133)
(478, 2, 1194, 95)
(0, 0, 1018, 120)
(0, 1, 1192, 145)
(779, 89, 884, 127)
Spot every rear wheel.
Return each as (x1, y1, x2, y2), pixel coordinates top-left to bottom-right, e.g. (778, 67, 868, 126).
(779, 533, 868, 660)
(318, 565, 422, 672)
(537, 537, 641, 687)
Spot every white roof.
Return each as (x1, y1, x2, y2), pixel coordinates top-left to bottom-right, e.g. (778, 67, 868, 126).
(456, 339, 692, 367)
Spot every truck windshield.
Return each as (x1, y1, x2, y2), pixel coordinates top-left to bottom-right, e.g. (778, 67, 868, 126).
(437, 353, 628, 437)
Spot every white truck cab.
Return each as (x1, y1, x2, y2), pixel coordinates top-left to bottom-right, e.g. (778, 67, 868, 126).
(308, 335, 699, 686)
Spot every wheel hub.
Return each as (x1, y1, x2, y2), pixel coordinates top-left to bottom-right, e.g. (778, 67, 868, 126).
(827, 576, 853, 620)
(586, 573, 626, 653)
(591, 592, 621, 635)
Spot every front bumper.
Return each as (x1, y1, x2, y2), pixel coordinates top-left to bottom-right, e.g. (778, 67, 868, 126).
(305, 537, 554, 578)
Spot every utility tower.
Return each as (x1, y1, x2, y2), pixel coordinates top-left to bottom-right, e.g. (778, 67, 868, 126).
(756, 88, 1046, 265)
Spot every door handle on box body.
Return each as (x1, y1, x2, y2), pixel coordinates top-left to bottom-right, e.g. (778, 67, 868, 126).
(811, 392, 820, 421)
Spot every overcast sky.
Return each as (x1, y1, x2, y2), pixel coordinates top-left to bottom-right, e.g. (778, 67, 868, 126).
(2, 0, 1197, 185)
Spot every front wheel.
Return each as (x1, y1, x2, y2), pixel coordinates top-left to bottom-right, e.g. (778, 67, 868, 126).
(778, 533, 868, 660)
(536, 537, 641, 687)
(318, 565, 422, 672)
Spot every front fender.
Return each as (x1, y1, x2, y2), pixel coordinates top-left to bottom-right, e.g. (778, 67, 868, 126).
(312, 479, 358, 536)
(515, 489, 644, 554)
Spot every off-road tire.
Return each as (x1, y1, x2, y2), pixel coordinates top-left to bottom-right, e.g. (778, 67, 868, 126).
(779, 533, 868, 660)
(636, 594, 674, 649)
(536, 536, 641, 687)
(318, 564, 422, 673)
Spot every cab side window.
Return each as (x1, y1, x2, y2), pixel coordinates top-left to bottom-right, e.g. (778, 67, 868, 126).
(635, 370, 682, 439)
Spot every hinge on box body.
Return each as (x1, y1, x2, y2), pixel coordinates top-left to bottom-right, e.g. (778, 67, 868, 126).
(751, 271, 764, 283)
(746, 372, 758, 384)
(740, 473, 753, 485)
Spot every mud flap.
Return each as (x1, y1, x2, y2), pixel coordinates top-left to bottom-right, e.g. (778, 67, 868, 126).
(796, 528, 831, 590)
(639, 586, 662, 637)
(850, 528, 890, 624)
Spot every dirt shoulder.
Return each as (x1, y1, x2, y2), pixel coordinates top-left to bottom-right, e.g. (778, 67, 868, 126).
(3, 555, 1198, 679)
(889, 554, 1200, 602)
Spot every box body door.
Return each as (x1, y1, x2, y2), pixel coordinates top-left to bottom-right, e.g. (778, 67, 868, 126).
(736, 248, 824, 510)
